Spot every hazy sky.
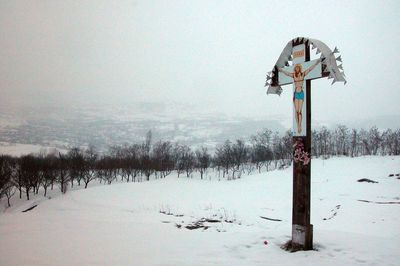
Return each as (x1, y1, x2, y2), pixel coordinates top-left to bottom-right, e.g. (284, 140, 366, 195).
(1, 0, 399, 122)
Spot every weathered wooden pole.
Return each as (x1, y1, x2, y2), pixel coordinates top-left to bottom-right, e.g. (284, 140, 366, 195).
(291, 42, 312, 250)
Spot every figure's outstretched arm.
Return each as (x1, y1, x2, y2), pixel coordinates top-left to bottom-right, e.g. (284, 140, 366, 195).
(278, 68, 293, 78)
(304, 58, 322, 76)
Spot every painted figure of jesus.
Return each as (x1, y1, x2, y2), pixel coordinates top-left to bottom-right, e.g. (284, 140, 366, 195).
(278, 58, 321, 134)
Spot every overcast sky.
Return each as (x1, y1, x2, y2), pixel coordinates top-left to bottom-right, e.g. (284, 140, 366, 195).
(1, 0, 399, 122)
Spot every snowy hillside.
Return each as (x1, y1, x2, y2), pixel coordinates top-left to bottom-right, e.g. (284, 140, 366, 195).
(1, 156, 399, 265)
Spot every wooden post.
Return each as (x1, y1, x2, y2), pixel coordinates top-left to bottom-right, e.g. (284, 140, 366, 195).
(291, 42, 313, 250)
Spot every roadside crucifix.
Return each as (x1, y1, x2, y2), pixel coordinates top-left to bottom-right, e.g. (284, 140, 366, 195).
(265, 37, 346, 251)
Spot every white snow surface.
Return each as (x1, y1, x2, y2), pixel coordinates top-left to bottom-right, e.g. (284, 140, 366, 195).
(1, 156, 399, 265)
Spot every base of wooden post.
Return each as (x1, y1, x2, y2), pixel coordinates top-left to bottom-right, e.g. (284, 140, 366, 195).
(285, 224, 313, 251)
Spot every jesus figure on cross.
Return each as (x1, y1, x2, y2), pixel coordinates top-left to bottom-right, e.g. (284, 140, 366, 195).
(278, 58, 321, 134)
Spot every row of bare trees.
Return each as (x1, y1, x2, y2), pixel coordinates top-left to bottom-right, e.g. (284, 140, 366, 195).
(312, 125, 400, 158)
(1, 126, 399, 207)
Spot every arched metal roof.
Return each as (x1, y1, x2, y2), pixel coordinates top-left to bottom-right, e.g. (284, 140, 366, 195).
(265, 37, 346, 95)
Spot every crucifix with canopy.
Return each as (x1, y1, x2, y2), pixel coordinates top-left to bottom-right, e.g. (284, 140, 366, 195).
(265, 37, 346, 251)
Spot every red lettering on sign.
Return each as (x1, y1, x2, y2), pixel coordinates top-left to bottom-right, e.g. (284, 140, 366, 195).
(293, 50, 305, 59)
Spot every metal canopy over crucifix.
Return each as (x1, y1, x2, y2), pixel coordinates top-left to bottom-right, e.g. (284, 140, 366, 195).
(265, 37, 346, 251)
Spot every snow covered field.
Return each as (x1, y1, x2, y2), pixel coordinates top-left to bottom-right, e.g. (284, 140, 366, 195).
(1, 156, 399, 265)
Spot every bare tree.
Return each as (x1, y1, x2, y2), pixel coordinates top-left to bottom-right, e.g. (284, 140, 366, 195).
(57, 153, 70, 194)
(40, 154, 57, 197)
(250, 130, 273, 172)
(319, 126, 331, 158)
(214, 141, 234, 179)
(173, 144, 184, 178)
(139, 131, 154, 181)
(176, 145, 195, 178)
(369, 126, 381, 155)
(68, 147, 85, 187)
(0, 155, 16, 207)
(392, 129, 400, 155)
(139, 145, 154, 181)
(152, 141, 174, 178)
(126, 144, 141, 182)
(349, 129, 359, 157)
(359, 129, 370, 155)
(116, 145, 132, 182)
(14, 159, 23, 199)
(96, 156, 117, 185)
(195, 146, 211, 179)
(3, 183, 16, 207)
(83, 145, 98, 188)
(231, 139, 248, 179)
(335, 125, 349, 156)
(18, 155, 40, 200)
(272, 131, 288, 168)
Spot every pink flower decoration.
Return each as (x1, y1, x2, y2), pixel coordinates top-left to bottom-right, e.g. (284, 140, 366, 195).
(303, 153, 310, 165)
(293, 139, 310, 166)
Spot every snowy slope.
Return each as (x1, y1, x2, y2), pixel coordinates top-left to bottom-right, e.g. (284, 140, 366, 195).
(0, 156, 399, 265)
